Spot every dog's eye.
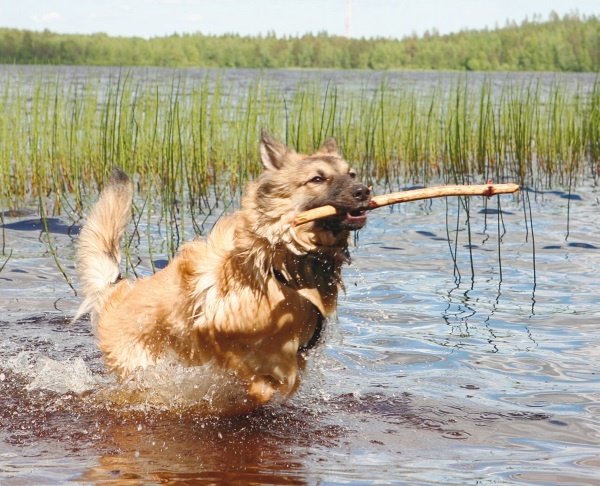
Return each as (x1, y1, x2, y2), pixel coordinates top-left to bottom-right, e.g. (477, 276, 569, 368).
(349, 171, 357, 179)
(310, 176, 325, 184)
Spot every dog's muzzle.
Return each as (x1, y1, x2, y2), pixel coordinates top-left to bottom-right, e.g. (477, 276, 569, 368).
(325, 183, 372, 231)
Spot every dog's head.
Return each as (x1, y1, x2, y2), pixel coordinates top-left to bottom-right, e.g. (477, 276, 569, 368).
(248, 131, 371, 238)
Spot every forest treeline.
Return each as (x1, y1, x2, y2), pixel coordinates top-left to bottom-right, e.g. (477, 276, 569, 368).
(0, 12, 598, 71)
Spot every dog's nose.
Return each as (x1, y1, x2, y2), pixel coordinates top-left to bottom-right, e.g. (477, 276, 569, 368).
(352, 184, 371, 202)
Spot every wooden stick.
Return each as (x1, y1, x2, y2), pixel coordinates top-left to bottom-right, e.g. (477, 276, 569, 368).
(293, 183, 520, 226)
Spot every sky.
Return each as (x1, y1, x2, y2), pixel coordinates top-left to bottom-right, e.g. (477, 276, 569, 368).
(1, 0, 597, 40)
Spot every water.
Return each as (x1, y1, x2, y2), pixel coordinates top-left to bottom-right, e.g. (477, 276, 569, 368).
(1, 66, 599, 484)
(3, 64, 597, 99)
(2, 175, 599, 484)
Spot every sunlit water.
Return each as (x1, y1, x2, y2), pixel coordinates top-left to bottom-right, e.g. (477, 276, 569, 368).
(1, 179, 599, 485)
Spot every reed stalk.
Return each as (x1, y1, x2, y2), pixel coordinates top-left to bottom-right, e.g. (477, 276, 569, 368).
(0, 69, 596, 242)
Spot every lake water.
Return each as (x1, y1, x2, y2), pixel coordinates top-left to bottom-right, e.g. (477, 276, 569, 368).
(1, 68, 600, 485)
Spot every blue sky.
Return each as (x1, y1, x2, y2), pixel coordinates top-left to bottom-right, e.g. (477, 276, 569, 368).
(2, 0, 597, 39)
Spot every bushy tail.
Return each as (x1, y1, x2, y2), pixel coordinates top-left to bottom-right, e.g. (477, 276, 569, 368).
(74, 168, 133, 323)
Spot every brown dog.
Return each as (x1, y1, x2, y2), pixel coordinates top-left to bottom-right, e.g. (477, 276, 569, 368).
(75, 131, 371, 415)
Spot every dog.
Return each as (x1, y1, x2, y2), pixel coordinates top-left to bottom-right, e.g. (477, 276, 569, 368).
(75, 131, 371, 415)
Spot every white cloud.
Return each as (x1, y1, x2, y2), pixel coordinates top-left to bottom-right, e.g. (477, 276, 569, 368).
(32, 12, 62, 24)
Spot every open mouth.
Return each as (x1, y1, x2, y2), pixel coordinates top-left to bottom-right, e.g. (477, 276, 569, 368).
(318, 208, 368, 231)
(342, 209, 368, 229)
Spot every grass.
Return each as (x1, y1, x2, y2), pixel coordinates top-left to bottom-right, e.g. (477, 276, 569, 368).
(0, 68, 598, 240)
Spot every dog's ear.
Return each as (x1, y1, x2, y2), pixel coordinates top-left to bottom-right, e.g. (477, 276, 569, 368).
(260, 130, 289, 171)
(318, 137, 340, 156)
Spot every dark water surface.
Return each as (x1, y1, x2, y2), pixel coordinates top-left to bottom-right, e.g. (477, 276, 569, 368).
(1, 177, 599, 484)
(3, 64, 598, 102)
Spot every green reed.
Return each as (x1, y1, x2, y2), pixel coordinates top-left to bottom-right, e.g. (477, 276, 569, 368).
(0, 69, 598, 224)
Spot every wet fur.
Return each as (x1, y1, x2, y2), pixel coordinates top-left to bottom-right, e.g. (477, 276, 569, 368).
(76, 132, 371, 415)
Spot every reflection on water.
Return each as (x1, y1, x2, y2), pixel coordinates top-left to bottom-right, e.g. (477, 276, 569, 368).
(1, 182, 600, 484)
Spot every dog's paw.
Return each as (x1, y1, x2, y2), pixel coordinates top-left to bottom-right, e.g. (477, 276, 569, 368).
(248, 377, 278, 405)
